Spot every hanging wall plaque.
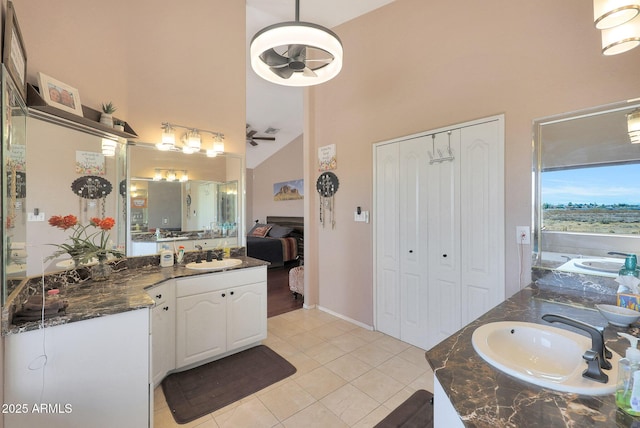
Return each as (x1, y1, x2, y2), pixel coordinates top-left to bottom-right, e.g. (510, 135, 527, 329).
(316, 171, 339, 229)
(71, 175, 112, 219)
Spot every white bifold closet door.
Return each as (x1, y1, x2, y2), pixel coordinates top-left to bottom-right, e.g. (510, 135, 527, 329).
(375, 117, 504, 350)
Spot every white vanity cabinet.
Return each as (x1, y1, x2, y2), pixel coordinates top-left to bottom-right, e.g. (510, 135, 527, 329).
(175, 266, 267, 369)
(147, 280, 176, 386)
(4, 309, 150, 428)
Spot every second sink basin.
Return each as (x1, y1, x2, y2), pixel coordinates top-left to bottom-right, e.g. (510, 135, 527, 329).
(471, 321, 620, 395)
(185, 259, 243, 270)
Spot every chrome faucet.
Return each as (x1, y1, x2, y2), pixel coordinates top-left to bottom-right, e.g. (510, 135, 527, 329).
(542, 314, 612, 383)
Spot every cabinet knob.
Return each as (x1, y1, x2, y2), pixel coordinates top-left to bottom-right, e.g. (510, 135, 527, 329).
(163, 306, 169, 311)
(156, 294, 162, 299)
(409, 250, 413, 253)
(230, 291, 234, 295)
(222, 293, 226, 297)
(442, 254, 447, 258)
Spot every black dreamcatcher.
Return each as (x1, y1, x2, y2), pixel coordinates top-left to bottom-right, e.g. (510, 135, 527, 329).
(316, 171, 339, 229)
(71, 175, 112, 219)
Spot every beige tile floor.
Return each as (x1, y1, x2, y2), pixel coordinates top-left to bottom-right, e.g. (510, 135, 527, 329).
(154, 308, 434, 428)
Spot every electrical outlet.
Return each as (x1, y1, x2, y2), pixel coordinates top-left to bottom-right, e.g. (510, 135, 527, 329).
(27, 212, 45, 222)
(516, 226, 530, 245)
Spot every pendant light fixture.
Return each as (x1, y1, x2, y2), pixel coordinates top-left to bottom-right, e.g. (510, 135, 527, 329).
(250, 0, 343, 87)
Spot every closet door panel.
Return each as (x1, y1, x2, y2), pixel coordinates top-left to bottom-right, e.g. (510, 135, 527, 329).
(399, 137, 429, 349)
(460, 120, 505, 324)
(375, 143, 400, 337)
(427, 131, 461, 347)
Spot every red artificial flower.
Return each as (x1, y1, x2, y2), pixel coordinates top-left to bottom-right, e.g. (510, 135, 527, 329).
(48, 214, 78, 230)
(98, 217, 115, 231)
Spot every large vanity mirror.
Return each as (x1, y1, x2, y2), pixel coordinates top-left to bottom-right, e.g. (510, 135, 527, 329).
(127, 143, 244, 256)
(2, 67, 28, 305)
(533, 98, 640, 278)
(2, 82, 128, 303)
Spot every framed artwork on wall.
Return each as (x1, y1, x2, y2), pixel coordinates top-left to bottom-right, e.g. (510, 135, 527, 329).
(2, 1, 27, 100)
(273, 179, 304, 201)
(37, 72, 84, 117)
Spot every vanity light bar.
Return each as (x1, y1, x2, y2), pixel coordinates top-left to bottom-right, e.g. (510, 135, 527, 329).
(159, 122, 225, 154)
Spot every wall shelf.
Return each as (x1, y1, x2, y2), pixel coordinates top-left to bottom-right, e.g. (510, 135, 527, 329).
(26, 83, 137, 140)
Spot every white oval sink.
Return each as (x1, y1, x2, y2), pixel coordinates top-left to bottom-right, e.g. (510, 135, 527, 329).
(156, 236, 189, 242)
(185, 259, 243, 270)
(471, 321, 620, 395)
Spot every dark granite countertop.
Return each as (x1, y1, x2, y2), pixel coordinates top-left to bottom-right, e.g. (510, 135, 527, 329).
(426, 273, 640, 427)
(2, 253, 268, 336)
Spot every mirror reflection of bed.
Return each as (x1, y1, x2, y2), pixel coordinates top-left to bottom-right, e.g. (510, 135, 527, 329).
(247, 216, 304, 317)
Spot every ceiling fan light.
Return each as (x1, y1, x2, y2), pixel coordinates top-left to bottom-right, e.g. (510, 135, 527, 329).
(251, 22, 343, 87)
(594, 0, 640, 29)
(601, 14, 640, 54)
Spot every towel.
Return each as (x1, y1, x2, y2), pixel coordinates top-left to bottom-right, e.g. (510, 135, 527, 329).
(12, 295, 69, 324)
(10, 242, 25, 250)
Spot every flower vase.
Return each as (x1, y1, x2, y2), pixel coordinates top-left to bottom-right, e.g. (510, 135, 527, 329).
(91, 259, 112, 281)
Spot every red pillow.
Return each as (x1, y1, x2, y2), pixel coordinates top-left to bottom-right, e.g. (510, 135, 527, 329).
(250, 225, 272, 238)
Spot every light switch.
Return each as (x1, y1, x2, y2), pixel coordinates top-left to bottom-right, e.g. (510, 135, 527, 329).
(354, 210, 369, 223)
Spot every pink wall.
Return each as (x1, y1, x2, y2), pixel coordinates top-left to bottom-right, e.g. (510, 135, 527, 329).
(250, 135, 304, 224)
(11, 0, 246, 154)
(305, 0, 640, 326)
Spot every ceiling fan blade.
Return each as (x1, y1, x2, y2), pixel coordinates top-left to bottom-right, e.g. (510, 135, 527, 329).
(260, 48, 289, 67)
(271, 66, 295, 79)
(288, 44, 306, 60)
(302, 67, 318, 77)
(249, 139, 258, 146)
(246, 129, 257, 138)
(253, 136, 276, 141)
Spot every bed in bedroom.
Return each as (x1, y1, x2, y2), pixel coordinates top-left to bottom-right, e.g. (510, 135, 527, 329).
(246, 216, 303, 268)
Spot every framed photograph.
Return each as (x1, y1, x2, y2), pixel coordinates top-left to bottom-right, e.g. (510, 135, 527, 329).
(2, 1, 27, 100)
(37, 72, 84, 116)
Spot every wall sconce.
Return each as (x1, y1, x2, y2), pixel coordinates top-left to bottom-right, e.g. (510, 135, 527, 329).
(594, 1, 640, 54)
(158, 122, 224, 154)
(153, 168, 189, 182)
(101, 138, 118, 157)
(628, 108, 640, 143)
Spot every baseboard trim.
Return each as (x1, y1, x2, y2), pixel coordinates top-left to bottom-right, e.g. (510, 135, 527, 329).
(317, 305, 374, 331)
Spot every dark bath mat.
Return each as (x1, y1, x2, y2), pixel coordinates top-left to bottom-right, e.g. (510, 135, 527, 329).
(374, 389, 434, 428)
(161, 345, 296, 424)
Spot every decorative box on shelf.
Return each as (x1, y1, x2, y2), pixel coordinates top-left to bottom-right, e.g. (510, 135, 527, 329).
(26, 83, 137, 139)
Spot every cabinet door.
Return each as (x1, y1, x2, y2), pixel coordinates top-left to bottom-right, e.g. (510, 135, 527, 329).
(227, 282, 267, 349)
(176, 290, 226, 368)
(148, 281, 176, 385)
